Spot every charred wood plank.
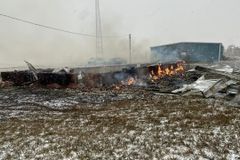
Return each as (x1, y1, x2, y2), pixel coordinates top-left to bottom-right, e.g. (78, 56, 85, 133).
(37, 73, 78, 86)
(1, 71, 36, 86)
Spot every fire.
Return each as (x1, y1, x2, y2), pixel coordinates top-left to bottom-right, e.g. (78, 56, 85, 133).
(149, 61, 185, 80)
(127, 77, 136, 85)
(115, 85, 121, 90)
(120, 77, 136, 86)
(113, 77, 136, 90)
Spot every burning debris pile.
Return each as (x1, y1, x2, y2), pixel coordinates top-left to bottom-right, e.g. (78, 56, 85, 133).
(1, 61, 240, 105)
(148, 61, 185, 80)
(1, 61, 240, 159)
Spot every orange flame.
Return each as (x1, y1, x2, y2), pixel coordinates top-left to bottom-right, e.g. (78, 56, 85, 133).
(115, 85, 121, 90)
(127, 77, 136, 86)
(149, 61, 185, 80)
(120, 77, 136, 86)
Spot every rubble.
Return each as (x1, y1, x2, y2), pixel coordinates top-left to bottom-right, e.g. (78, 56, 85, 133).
(209, 64, 234, 73)
(0, 60, 240, 159)
(148, 61, 185, 80)
(52, 67, 71, 74)
(195, 65, 240, 81)
(37, 72, 78, 87)
(172, 76, 222, 96)
(1, 62, 78, 87)
(1, 61, 240, 104)
(24, 61, 38, 80)
(1, 71, 37, 86)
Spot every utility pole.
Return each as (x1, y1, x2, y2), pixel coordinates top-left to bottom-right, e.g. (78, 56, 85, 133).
(129, 34, 132, 64)
(95, 0, 103, 58)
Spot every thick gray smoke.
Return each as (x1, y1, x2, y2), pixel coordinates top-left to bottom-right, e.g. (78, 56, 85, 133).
(1, 0, 239, 68)
(0, 0, 151, 69)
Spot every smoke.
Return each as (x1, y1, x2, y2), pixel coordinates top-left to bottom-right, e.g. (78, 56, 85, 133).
(151, 50, 180, 63)
(0, 0, 159, 69)
(1, 0, 240, 69)
(0, 0, 92, 68)
(101, 36, 151, 64)
(132, 39, 151, 63)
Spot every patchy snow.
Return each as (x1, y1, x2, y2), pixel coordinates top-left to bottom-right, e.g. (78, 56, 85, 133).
(0, 88, 240, 159)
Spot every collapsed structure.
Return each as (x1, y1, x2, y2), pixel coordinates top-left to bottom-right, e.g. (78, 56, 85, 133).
(0, 42, 240, 105)
(0, 61, 187, 88)
(0, 60, 239, 99)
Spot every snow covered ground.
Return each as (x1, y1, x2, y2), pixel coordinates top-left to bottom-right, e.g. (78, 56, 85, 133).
(0, 88, 240, 159)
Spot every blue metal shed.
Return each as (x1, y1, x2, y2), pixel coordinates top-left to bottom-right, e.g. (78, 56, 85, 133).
(150, 42, 224, 63)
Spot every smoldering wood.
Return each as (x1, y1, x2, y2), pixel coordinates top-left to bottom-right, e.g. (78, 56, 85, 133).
(37, 73, 78, 86)
(1, 71, 78, 87)
(1, 71, 37, 86)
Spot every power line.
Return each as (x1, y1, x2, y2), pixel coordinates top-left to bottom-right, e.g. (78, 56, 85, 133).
(0, 12, 127, 38)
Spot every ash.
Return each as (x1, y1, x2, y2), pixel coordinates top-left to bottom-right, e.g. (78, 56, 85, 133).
(0, 87, 240, 159)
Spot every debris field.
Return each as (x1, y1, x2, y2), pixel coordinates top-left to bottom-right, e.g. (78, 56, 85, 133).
(0, 61, 240, 159)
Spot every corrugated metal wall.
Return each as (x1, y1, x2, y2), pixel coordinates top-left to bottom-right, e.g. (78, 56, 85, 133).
(151, 42, 224, 63)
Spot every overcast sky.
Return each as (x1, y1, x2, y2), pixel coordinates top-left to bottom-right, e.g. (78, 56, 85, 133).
(0, 0, 239, 67)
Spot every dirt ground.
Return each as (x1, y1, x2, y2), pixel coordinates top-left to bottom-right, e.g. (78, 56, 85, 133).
(0, 87, 240, 159)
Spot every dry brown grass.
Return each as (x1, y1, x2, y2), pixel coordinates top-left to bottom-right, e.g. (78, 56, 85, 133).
(0, 93, 240, 159)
